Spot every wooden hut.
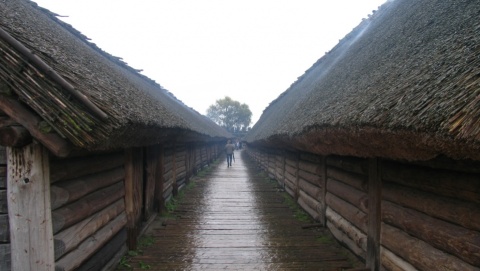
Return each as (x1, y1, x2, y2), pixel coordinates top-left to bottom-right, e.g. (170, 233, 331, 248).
(245, 0, 480, 270)
(0, 1, 230, 270)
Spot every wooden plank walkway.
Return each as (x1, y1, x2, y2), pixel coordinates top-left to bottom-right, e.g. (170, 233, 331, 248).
(119, 150, 363, 271)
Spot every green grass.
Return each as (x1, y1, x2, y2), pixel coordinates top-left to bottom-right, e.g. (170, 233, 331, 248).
(117, 235, 156, 270)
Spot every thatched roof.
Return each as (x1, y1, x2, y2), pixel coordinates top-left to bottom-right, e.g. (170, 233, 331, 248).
(0, 0, 230, 154)
(246, 0, 480, 161)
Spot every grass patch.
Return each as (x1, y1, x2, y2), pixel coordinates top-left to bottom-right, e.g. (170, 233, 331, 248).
(117, 235, 155, 270)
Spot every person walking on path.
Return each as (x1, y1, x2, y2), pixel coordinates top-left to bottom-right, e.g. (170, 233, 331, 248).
(225, 139, 235, 167)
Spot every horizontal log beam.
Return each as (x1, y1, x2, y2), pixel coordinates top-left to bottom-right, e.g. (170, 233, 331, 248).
(54, 199, 125, 260)
(326, 192, 367, 232)
(55, 213, 127, 271)
(51, 167, 124, 210)
(50, 153, 123, 183)
(383, 200, 480, 266)
(52, 182, 125, 234)
(0, 96, 71, 157)
(382, 223, 478, 271)
(0, 125, 31, 147)
(326, 207, 367, 252)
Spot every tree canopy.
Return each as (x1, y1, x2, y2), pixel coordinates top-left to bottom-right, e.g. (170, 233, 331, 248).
(206, 96, 252, 132)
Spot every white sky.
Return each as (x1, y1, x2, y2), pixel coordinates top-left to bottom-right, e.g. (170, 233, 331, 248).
(33, 0, 386, 125)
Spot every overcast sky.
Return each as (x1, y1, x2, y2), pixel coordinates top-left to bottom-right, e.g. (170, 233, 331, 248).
(33, 0, 386, 125)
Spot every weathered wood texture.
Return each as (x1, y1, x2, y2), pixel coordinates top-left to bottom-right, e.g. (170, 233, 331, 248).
(0, 125, 32, 147)
(124, 148, 143, 250)
(246, 147, 480, 271)
(50, 151, 126, 270)
(0, 146, 8, 271)
(7, 143, 55, 271)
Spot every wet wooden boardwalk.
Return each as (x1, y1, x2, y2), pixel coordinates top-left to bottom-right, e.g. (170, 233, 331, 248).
(121, 150, 363, 271)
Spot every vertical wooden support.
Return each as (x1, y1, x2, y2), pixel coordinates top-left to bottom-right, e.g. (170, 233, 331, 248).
(124, 148, 143, 250)
(144, 146, 157, 220)
(366, 158, 381, 271)
(319, 155, 327, 226)
(7, 142, 54, 271)
(294, 153, 300, 201)
(154, 146, 165, 213)
(172, 145, 178, 196)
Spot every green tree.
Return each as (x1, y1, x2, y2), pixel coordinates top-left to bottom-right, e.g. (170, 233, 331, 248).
(206, 96, 252, 132)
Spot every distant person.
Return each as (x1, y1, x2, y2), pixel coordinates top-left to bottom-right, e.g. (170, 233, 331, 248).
(225, 140, 235, 167)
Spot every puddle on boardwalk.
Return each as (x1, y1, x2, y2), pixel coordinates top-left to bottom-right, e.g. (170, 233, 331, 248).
(121, 151, 362, 271)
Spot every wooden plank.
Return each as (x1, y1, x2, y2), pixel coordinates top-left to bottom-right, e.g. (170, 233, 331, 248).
(50, 153, 123, 183)
(76, 228, 127, 271)
(382, 223, 479, 271)
(124, 148, 143, 250)
(0, 243, 11, 271)
(380, 246, 417, 271)
(383, 200, 480, 266)
(144, 147, 158, 220)
(55, 213, 127, 271)
(0, 166, 7, 189)
(0, 213, 8, 242)
(52, 182, 125, 234)
(0, 146, 6, 165)
(0, 96, 71, 157)
(0, 190, 6, 213)
(383, 182, 480, 231)
(50, 167, 124, 210)
(7, 143, 54, 270)
(0, 125, 31, 147)
(53, 199, 125, 260)
(366, 158, 381, 271)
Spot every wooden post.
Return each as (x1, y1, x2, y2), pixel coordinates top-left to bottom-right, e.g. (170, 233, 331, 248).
(366, 158, 381, 271)
(144, 146, 157, 220)
(124, 148, 143, 250)
(320, 155, 327, 226)
(154, 146, 165, 213)
(7, 142, 55, 271)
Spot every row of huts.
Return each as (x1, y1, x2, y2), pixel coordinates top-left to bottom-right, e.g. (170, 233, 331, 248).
(0, 0, 230, 270)
(246, 0, 479, 270)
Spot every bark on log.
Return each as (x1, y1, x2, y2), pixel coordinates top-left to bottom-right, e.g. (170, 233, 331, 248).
(380, 246, 417, 271)
(51, 167, 124, 210)
(327, 167, 368, 192)
(326, 192, 368, 232)
(381, 223, 479, 271)
(0, 214, 9, 242)
(50, 153, 123, 183)
(52, 182, 125, 234)
(383, 182, 480, 231)
(327, 155, 368, 175)
(382, 161, 480, 203)
(55, 213, 127, 271)
(53, 199, 125, 260)
(124, 148, 143, 250)
(327, 178, 368, 213)
(0, 125, 31, 147)
(383, 200, 480, 266)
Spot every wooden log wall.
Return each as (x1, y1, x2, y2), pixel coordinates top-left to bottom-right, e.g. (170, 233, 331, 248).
(246, 147, 480, 271)
(51, 151, 126, 271)
(0, 146, 10, 271)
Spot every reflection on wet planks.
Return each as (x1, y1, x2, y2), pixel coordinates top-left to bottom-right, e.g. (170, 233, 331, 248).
(123, 151, 362, 271)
